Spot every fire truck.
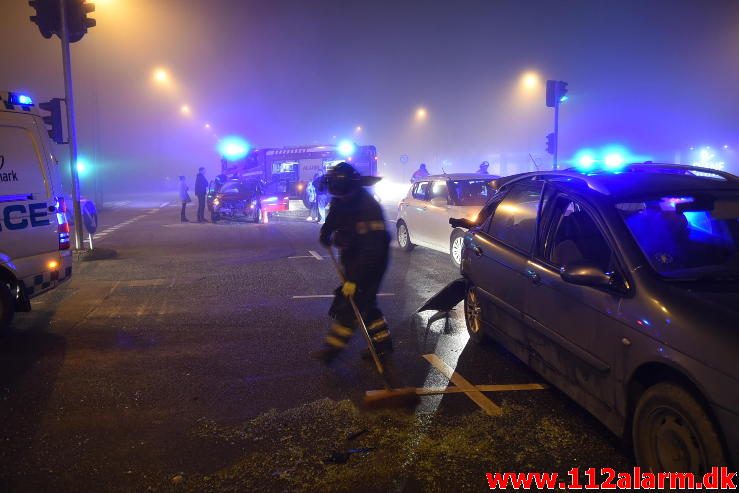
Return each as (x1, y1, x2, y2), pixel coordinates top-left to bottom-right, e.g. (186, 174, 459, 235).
(220, 142, 378, 206)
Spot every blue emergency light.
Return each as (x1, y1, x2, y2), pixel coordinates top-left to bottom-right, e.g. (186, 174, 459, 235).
(337, 140, 355, 157)
(9, 93, 33, 106)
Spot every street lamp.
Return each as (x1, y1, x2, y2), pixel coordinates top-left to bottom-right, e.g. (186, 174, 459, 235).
(355, 125, 362, 133)
(152, 68, 169, 85)
(415, 107, 427, 121)
(520, 71, 540, 90)
(180, 104, 191, 116)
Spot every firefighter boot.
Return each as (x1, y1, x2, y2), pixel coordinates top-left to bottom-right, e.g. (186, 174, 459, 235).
(360, 317, 393, 360)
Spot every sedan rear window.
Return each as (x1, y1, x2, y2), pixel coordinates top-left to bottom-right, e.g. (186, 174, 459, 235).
(618, 194, 739, 279)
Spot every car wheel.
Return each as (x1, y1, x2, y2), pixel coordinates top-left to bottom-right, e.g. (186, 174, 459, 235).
(0, 282, 15, 334)
(464, 286, 487, 344)
(211, 211, 220, 223)
(253, 206, 262, 223)
(450, 229, 465, 267)
(632, 382, 727, 474)
(396, 221, 414, 251)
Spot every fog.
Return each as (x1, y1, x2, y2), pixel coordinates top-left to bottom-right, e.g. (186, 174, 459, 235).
(2, 0, 738, 198)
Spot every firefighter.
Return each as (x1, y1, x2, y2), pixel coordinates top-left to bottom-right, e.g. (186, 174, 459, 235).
(314, 162, 393, 363)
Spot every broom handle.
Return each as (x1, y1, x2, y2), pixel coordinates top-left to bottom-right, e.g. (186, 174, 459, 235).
(326, 247, 385, 376)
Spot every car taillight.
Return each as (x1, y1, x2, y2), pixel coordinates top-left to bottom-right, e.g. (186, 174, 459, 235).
(56, 196, 70, 250)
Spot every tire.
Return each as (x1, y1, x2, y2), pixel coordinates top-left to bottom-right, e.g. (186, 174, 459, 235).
(632, 382, 727, 474)
(253, 206, 262, 223)
(211, 211, 220, 223)
(464, 285, 487, 344)
(0, 282, 15, 334)
(396, 220, 414, 251)
(450, 229, 466, 268)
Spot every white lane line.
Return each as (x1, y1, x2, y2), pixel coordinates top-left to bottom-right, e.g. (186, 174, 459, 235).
(288, 255, 314, 259)
(292, 293, 395, 299)
(91, 208, 162, 243)
(308, 250, 323, 260)
(159, 202, 170, 208)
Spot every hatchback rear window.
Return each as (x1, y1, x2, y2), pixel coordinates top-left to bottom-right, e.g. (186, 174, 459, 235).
(448, 180, 490, 206)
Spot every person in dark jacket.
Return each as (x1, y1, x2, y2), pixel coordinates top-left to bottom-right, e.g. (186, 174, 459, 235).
(314, 162, 392, 363)
(195, 167, 208, 223)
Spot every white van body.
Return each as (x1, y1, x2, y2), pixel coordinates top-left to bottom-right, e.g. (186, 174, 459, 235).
(0, 92, 72, 330)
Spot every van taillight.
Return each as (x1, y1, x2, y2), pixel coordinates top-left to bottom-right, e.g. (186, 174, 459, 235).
(56, 197, 70, 250)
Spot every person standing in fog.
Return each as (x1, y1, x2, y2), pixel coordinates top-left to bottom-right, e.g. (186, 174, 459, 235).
(195, 167, 208, 223)
(411, 163, 430, 182)
(179, 176, 191, 222)
(315, 172, 330, 224)
(306, 174, 318, 221)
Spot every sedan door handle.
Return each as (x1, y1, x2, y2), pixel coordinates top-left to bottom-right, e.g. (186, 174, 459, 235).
(472, 246, 483, 257)
(525, 268, 541, 284)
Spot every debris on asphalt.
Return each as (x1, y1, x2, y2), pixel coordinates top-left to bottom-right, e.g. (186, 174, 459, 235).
(186, 397, 630, 492)
(345, 428, 368, 441)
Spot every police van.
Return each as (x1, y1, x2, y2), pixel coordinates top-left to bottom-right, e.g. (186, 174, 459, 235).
(0, 91, 72, 331)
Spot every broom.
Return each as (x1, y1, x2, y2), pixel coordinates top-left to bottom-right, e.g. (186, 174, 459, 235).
(326, 247, 420, 410)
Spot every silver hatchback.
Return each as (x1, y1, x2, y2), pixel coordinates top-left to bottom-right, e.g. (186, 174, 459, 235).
(396, 173, 496, 266)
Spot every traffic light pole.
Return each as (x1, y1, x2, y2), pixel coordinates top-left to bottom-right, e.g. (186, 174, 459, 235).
(59, 0, 84, 250)
(553, 87, 560, 170)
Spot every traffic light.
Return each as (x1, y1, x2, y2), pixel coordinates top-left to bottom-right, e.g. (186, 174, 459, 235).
(29, 0, 95, 42)
(39, 98, 66, 144)
(67, 0, 96, 43)
(546, 80, 569, 107)
(29, 0, 60, 39)
(546, 133, 556, 155)
(557, 81, 568, 103)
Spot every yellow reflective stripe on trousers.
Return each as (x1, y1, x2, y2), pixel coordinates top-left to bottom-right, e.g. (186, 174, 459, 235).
(325, 335, 347, 348)
(330, 324, 353, 338)
(367, 318, 387, 331)
(371, 329, 391, 342)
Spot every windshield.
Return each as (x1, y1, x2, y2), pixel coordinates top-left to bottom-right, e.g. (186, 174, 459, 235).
(448, 180, 490, 206)
(617, 193, 739, 280)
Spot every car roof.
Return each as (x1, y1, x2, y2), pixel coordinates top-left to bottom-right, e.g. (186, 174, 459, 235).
(498, 164, 739, 201)
(422, 173, 499, 181)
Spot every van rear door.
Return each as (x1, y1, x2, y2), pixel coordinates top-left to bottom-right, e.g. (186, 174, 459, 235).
(0, 113, 58, 261)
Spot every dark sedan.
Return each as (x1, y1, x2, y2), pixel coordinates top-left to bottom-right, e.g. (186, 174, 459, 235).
(459, 163, 739, 474)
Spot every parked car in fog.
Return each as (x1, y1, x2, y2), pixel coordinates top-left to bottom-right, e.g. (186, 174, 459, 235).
(396, 173, 497, 266)
(460, 163, 739, 474)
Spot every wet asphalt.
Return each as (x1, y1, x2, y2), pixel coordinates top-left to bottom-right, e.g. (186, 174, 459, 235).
(0, 199, 631, 492)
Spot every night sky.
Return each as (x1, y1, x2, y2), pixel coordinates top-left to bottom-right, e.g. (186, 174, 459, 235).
(1, 0, 738, 192)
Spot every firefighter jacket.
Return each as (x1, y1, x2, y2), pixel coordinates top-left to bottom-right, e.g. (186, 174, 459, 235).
(320, 188, 390, 286)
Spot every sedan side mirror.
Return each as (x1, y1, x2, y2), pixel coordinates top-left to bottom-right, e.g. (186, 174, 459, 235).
(560, 263, 613, 289)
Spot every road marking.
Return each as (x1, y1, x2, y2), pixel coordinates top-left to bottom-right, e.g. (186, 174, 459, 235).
(366, 383, 547, 398)
(92, 209, 161, 242)
(388, 219, 397, 223)
(308, 250, 323, 260)
(292, 293, 395, 299)
(159, 202, 170, 208)
(423, 353, 502, 416)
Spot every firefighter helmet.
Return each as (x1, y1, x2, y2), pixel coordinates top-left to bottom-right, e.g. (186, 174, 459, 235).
(326, 162, 361, 197)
